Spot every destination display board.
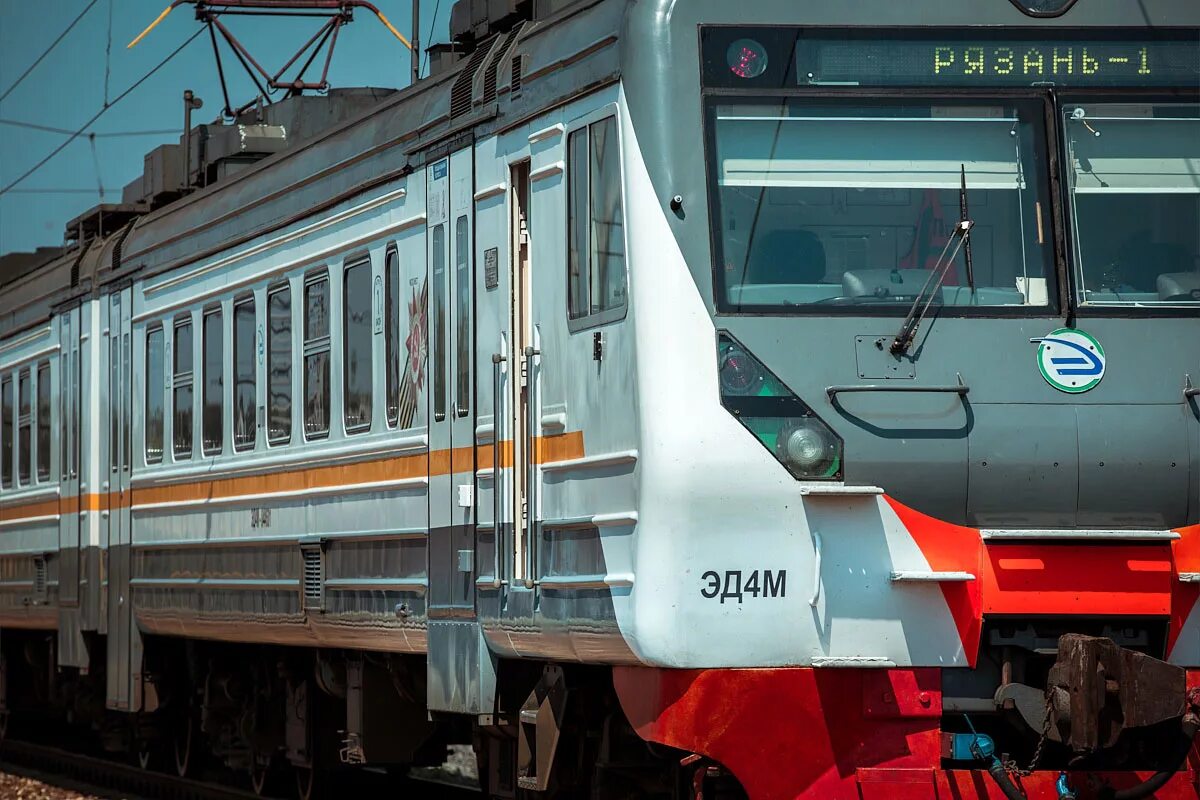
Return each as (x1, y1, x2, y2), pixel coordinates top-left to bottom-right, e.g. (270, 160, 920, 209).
(798, 37, 1200, 87)
(701, 28, 1200, 89)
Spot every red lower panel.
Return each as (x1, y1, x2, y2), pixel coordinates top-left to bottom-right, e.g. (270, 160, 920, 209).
(859, 770, 1198, 800)
(613, 666, 1200, 800)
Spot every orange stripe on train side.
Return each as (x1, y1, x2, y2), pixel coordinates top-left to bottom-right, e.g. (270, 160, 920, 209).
(135, 451, 431, 505)
(0, 432, 586, 522)
(0, 497, 61, 522)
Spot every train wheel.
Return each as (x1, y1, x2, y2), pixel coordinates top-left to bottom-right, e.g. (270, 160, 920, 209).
(173, 717, 194, 778)
(250, 762, 270, 796)
(249, 752, 279, 797)
(136, 740, 154, 771)
(294, 765, 316, 800)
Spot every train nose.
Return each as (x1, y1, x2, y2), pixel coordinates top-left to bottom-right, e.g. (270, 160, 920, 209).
(966, 403, 1193, 529)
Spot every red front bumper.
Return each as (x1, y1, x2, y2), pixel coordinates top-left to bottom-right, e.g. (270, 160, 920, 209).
(614, 666, 1200, 800)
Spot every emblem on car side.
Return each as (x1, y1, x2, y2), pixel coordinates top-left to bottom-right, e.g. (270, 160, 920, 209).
(1036, 327, 1105, 393)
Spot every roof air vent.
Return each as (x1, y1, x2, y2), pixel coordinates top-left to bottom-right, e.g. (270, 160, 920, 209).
(451, 36, 498, 118)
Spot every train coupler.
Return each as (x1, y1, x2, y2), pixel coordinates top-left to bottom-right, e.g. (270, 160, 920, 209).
(983, 635, 1199, 800)
(1044, 634, 1194, 755)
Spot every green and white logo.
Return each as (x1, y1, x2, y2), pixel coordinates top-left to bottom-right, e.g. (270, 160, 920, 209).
(1036, 328, 1105, 393)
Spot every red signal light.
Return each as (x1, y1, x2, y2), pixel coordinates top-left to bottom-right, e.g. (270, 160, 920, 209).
(727, 39, 768, 79)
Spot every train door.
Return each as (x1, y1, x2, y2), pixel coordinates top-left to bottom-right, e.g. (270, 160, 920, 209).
(426, 147, 496, 715)
(426, 154, 455, 610)
(57, 307, 81, 607)
(56, 305, 90, 669)
(427, 147, 483, 611)
(429, 145, 478, 612)
(508, 161, 535, 586)
(104, 287, 140, 711)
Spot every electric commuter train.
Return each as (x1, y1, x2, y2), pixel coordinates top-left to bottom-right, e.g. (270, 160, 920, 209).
(0, 0, 1197, 798)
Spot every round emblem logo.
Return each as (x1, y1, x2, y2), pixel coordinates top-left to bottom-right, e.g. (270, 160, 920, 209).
(1037, 328, 1105, 393)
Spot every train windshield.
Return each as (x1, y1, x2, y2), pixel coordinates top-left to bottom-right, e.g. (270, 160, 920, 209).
(1064, 102, 1200, 307)
(707, 97, 1056, 312)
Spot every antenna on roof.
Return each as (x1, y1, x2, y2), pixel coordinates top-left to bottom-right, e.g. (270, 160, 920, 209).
(129, 1, 415, 116)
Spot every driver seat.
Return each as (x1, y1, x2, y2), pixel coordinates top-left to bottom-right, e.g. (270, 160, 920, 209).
(1157, 271, 1200, 300)
(745, 230, 827, 285)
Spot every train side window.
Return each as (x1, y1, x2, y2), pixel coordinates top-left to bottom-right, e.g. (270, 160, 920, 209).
(233, 296, 256, 451)
(432, 224, 446, 422)
(267, 285, 292, 445)
(17, 368, 30, 485)
(0, 376, 10, 489)
(454, 215, 470, 417)
(145, 326, 164, 464)
(61, 317, 69, 480)
(36, 361, 50, 481)
(567, 116, 628, 325)
(385, 246, 400, 428)
(173, 317, 194, 459)
(202, 307, 224, 455)
(304, 272, 331, 439)
(343, 259, 372, 434)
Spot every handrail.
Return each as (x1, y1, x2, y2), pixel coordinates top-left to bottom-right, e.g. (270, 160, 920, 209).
(490, 351, 506, 589)
(523, 344, 541, 589)
(809, 530, 822, 608)
(826, 373, 969, 401)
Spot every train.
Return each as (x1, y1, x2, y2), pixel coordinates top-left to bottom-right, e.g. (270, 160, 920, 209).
(0, 0, 1198, 797)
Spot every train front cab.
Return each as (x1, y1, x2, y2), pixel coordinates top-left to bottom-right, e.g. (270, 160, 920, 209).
(612, 1, 1200, 798)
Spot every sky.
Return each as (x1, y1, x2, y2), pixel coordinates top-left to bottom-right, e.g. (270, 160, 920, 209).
(0, 0, 454, 256)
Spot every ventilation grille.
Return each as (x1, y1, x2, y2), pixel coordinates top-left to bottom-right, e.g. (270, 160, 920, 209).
(450, 38, 496, 119)
(481, 55, 499, 105)
(484, 24, 524, 105)
(301, 544, 324, 611)
(511, 54, 524, 94)
(32, 555, 47, 602)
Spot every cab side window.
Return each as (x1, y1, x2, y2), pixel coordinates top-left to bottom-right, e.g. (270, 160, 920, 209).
(567, 116, 628, 324)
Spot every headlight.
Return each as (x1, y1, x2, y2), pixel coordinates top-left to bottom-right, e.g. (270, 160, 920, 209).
(776, 418, 840, 479)
(716, 332, 844, 481)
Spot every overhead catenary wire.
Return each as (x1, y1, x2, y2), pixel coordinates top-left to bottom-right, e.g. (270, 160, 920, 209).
(4, 188, 120, 195)
(104, 0, 114, 105)
(0, 119, 180, 137)
(421, 0, 443, 77)
(0, 27, 205, 198)
(0, 0, 101, 104)
(87, 133, 105, 198)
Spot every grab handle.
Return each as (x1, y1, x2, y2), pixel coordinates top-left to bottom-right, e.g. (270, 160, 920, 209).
(809, 530, 823, 608)
(523, 345, 541, 589)
(490, 351, 506, 589)
(826, 373, 969, 401)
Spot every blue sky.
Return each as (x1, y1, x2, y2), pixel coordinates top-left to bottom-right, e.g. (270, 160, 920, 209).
(0, 0, 452, 256)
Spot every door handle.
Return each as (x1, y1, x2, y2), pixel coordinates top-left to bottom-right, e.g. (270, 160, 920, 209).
(826, 373, 969, 401)
(523, 345, 540, 588)
(491, 352, 506, 589)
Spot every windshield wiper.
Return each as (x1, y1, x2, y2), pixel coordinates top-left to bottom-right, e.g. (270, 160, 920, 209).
(959, 164, 976, 296)
(890, 165, 974, 356)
